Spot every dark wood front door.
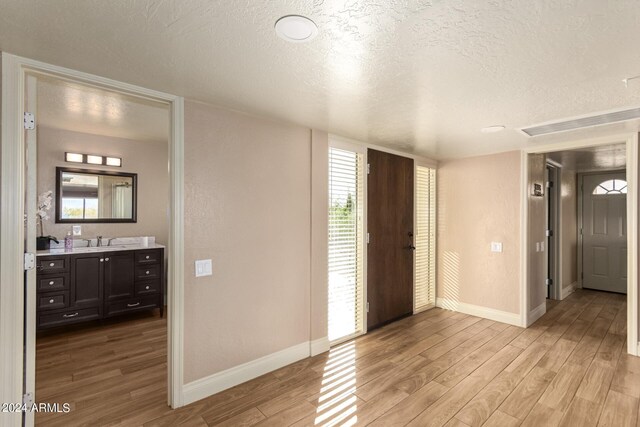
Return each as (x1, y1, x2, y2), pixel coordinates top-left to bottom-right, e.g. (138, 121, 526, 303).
(367, 149, 414, 330)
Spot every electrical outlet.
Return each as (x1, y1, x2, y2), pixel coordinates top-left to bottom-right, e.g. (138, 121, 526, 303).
(195, 259, 212, 277)
(72, 225, 82, 236)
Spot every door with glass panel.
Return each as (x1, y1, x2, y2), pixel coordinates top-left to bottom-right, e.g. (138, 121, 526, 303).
(582, 171, 627, 294)
(328, 146, 365, 343)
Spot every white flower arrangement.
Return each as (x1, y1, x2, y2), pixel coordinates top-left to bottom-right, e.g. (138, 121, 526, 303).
(37, 190, 53, 237)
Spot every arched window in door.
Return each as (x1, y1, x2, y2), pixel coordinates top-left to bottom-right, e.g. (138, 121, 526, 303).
(592, 178, 627, 195)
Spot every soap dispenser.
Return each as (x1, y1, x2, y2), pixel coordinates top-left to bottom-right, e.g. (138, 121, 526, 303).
(64, 231, 73, 251)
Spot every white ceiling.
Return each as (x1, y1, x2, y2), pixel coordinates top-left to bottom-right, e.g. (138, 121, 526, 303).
(36, 75, 169, 142)
(547, 144, 627, 172)
(3, 1, 640, 159)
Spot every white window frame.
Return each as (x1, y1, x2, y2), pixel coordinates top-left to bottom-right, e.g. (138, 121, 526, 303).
(328, 138, 368, 345)
(414, 164, 437, 314)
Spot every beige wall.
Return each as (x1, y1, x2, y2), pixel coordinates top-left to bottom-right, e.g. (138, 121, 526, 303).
(37, 126, 169, 245)
(183, 101, 325, 383)
(437, 151, 521, 315)
(560, 169, 578, 289)
(528, 154, 546, 312)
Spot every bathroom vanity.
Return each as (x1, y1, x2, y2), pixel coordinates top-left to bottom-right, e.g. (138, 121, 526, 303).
(36, 244, 164, 330)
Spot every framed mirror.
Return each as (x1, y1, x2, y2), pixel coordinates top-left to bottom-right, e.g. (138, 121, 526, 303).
(56, 167, 137, 223)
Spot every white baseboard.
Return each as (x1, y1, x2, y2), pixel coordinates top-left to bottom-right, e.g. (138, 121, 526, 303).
(182, 341, 310, 405)
(436, 298, 521, 327)
(528, 302, 546, 326)
(561, 281, 577, 300)
(310, 337, 329, 356)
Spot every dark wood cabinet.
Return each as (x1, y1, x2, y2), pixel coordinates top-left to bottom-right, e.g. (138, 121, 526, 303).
(36, 247, 164, 330)
(104, 252, 136, 302)
(71, 254, 104, 308)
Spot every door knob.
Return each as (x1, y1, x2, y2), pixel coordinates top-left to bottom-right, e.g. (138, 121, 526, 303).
(407, 232, 416, 250)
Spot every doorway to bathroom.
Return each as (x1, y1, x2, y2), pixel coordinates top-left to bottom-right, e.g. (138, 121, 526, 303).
(0, 51, 186, 426)
(26, 71, 172, 426)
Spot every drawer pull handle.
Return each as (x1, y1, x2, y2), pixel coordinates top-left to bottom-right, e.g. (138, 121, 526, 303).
(145, 285, 150, 290)
(145, 255, 150, 260)
(145, 271, 150, 275)
(105, 257, 110, 262)
(49, 299, 55, 304)
(100, 259, 104, 262)
(49, 262, 55, 267)
(49, 281, 55, 285)
(127, 302, 141, 307)
(63, 312, 79, 318)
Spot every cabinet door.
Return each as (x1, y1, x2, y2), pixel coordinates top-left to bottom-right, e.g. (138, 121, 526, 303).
(104, 251, 136, 302)
(70, 254, 103, 308)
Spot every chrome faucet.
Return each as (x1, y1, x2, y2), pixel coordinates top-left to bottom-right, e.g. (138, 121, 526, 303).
(82, 238, 93, 247)
(97, 236, 103, 247)
(106, 238, 117, 246)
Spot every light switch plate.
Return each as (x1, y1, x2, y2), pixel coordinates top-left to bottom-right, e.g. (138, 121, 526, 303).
(490, 242, 503, 253)
(72, 225, 82, 236)
(535, 242, 540, 252)
(195, 259, 212, 277)
(540, 241, 545, 252)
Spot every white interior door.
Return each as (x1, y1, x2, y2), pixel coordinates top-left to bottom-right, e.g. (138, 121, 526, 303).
(582, 171, 627, 294)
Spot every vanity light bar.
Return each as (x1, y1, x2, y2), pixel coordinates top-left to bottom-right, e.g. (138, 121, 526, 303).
(65, 152, 122, 167)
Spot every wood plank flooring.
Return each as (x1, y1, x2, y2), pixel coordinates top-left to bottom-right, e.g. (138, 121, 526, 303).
(35, 289, 637, 426)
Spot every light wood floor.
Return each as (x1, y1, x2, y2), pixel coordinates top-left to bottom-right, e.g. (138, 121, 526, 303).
(36, 289, 637, 426)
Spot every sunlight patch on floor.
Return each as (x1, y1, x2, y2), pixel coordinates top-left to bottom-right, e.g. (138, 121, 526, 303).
(314, 341, 358, 426)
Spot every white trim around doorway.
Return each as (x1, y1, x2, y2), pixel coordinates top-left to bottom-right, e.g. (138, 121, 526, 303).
(0, 53, 186, 427)
(520, 133, 638, 356)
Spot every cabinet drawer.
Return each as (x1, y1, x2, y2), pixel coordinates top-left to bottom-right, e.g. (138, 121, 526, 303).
(105, 295, 159, 317)
(38, 257, 68, 273)
(38, 292, 69, 311)
(136, 265, 160, 280)
(136, 250, 162, 264)
(37, 275, 68, 292)
(135, 280, 161, 295)
(38, 307, 100, 329)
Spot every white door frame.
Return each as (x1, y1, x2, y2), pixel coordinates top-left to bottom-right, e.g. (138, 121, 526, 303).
(0, 53, 185, 426)
(545, 160, 563, 301)
(520, 133, 638, 355)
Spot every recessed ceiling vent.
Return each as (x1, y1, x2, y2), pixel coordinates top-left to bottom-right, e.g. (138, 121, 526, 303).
(520, 107, 640, 137)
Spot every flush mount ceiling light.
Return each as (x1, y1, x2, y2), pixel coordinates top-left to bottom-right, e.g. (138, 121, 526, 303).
(481, 125, 506, 133)
(275, 15, 318, 43)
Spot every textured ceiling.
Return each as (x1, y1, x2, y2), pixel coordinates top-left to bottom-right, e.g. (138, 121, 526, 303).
(36, 75, 169, 142)
(547, 144, 627, 172)
(3, 1, 640, 159)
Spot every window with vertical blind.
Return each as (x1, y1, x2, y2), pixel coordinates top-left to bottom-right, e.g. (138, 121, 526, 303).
(328, 147, 365, 343)
(415, 166, 437, 312)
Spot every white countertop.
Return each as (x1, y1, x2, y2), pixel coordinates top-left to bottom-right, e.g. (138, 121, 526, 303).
(37, 243, 165, 257)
